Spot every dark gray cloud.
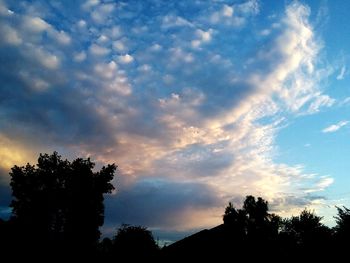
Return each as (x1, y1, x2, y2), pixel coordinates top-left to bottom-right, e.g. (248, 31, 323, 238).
(104, 178, 221, 228)
(269, 194, 327, 213)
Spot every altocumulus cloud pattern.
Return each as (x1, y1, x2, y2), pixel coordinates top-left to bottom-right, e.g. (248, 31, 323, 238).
(0, 0, 336, 239)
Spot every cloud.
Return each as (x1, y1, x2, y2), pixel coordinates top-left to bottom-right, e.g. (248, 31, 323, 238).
(113, 40, 127, 52)
(222, 5, 234, 17)
(104, 179, 221, 230)
(322, 120, 349, 133)
(191, 29, 213, 48)
(50, 30, 71, 45)
(341, 97, 350, 105)
(162, 15, 194, 29)
(118, 54, 134, 64)
(0, 0, 335, 236)
(23, 16, 51, 32)
(33, 48, 60, 69)
(82, 0, 100, 9)
(210, 0, 259, 26)
(73, 51, 86, 62)
(0, 24, 22, 45)
(336, 65, 346, 80)
(89, 44, 110, 56)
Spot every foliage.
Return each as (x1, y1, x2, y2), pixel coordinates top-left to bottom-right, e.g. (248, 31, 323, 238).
(334, 206, 350, 245)
(112, 224, 159, 260)
(8, 152, 116, 253)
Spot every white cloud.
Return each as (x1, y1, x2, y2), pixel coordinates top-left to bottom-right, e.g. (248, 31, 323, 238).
(210, 0, 258, 26)
(108, 26, 122, 39)
(91, 3, 115, 23)
(40, 53, 59, 69)
(23, 16, 51, 32)
(118, 54, 134, 64)
(19, 71, 50, 91)
(21, 14, 72, 46)
(260, 29, 270, 36)
(191, 29, 213, 48)
(113, 40, 127, 52)
(97, 34, 109, 43)
(170, 48, 194, 63)
(82, 0, 100, 10)
(341, 97, 350, 105)
(150, 43, 162, 51)
(73, 51, 86, 62)
(91, 10, 104, 24)
(322, 121, 349, 133)
(31, 78, 49, 91)
(251, 2, 335, 115)
(94, 61, 118, 79)
(238, 0, 259, 15)
(50, 30, 71, 45)
(89, 43, 110, 56)
(0, 1, 9, 16)
(307, 94, 335, 114)
(315, 177, 334, 190)
(222, 5, 234, 17)
(99, 3, 115, 14)
(0, 24, 22, 45)
(304, 176, 335, 193)
(162, 15, 193, 29)
(336, 65, 346, 80)
(30, 47, 60, 69)
(138, 64, 152, 72)
(0, 0, 15, 17)
(77, 19, 86, 28)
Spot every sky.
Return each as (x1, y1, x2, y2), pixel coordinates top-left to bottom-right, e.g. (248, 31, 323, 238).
(1, 0, 350, 243)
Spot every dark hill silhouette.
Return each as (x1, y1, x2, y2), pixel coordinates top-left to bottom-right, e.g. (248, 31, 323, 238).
(162, 224, 234, 260)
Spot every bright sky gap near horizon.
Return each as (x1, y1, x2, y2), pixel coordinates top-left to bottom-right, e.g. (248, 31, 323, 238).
(1, 0, 350, 243)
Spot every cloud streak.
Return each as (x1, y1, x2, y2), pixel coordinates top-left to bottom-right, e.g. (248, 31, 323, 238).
(336, 65, 346, 80)
(322, 121, 349, 133)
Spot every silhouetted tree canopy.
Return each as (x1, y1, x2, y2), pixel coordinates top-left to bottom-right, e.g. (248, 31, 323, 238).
(280, 208, 332, 257)
(223, 195, 281, 242)
(112, 224, 159, 260)
(8, 152, 116, 256)
(166, 196, 333, 261)
(334, 206, 350, 246)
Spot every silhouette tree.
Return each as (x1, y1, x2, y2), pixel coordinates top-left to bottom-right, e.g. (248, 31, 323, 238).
(112, 224, 159, 260)
(164, 196, 337, 261)
(334, 206, 350, 248)
(222, 195, 282, 259)
(223, 201, 247, 238)
(281, 209, 332, 257)
(244, 196, 269, 237)
(8, 152, 116, 256)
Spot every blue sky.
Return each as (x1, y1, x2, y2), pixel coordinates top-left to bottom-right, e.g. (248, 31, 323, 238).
(1, 0, 350, 241)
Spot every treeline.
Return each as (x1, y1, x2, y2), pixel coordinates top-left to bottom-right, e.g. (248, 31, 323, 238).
(0, 152, 349, 261)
